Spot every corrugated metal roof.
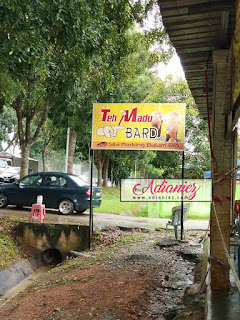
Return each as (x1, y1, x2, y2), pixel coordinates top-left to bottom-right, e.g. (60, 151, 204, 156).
(158, 0, 236, 118)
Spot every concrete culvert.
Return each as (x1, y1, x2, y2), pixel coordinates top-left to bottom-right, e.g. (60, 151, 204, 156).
(42, 248, 63, 266)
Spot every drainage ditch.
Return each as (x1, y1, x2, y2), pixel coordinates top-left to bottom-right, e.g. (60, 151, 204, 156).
(0, 222, 90, 306)
(0, 247, 67, 306)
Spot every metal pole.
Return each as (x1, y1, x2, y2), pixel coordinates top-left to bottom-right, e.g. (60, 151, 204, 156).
(88, 144, 91, 184)
(89, 149, 94, 249)
(238, 247, 240, 279)
(65, 127, 70, 173)
(181, 150, 185, 240)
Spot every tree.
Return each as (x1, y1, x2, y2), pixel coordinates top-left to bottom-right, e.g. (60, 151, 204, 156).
(90, 28, 172, 185)
(1, 0, 152, 177)
(0, 105, 18, 152)
(144, 76, 210, 178)
(108, 150, 134, 187)
(0, 1, 173, 180)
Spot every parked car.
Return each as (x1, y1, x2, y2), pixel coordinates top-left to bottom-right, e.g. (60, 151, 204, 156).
(0, 172, 102, 214)
(0, 166, 20, 183)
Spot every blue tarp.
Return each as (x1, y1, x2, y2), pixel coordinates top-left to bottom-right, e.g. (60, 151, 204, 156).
(204, 171, 211, 178)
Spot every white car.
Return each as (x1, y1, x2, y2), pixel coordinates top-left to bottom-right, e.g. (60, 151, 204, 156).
(0, 167, 20, 183)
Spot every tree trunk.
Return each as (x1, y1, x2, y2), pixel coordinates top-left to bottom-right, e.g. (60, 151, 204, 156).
(110, 161, 114, 186)
(95, 150, 105, 187)
(98, 164, 103, 187)
(67, 129, 77, 174)
(103, 155, 109, 187)
(41, 122, 54, 173)
(42, 148, 46, 172)
(13, 93, 50, 176)
(20, 146, 30, 178)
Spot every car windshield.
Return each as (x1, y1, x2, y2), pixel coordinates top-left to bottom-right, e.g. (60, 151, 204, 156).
(0, 159, 7, 167)
(4, 167, 20, 173)
(69, 175, 88, 187)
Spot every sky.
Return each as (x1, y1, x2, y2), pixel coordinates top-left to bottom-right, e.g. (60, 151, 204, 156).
(137, 2, 185, 80)
(156, 53, 185, 80)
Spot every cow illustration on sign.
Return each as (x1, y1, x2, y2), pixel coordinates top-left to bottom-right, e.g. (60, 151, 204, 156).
(164, 112, 181, 143)
(150, 111, 163, 137)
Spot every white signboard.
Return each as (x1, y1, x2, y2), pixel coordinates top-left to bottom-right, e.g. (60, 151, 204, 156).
(121, 179, 212, 202)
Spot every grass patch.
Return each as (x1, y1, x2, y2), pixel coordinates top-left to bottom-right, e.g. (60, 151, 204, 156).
(0, 234, 23, 269)
(134, 204, 210, 220)
(96, 187, 142, 215)
(47, 250, 113, 275)
(118, 233, 145, 244)
(48, 230, 146, 276)
(95, 187, 210, 220)
(0, 216, 27, 270)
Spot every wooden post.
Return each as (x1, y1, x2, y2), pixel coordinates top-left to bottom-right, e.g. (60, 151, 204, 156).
(232, 128, 238, 225)
(210, 50, 232, 290)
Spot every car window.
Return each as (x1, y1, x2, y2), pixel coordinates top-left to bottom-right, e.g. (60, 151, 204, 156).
(0, 159, 7, 167)
(70, 175, 88, 186)
(20, 175, 43, 186)
(59, 177, 67, 187)
(44, 175, 67, 187)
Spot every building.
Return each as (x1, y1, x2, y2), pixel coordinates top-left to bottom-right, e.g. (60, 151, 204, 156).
(159, 0, 239, 290)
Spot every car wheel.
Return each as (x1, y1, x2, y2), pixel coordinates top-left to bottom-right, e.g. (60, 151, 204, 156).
(58, 199, 74, 215)
(0, 193, 8, 208)
(76, 208, 88, 214)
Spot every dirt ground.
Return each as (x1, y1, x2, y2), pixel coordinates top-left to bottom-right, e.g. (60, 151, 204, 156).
(0, 229, 206, 320)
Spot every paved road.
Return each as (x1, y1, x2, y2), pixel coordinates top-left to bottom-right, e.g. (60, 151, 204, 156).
(0, 206, 209, 231)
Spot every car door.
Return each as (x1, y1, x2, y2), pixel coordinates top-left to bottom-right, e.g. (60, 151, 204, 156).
(40, 174, 67, 209)
(17, 174, 44, 206)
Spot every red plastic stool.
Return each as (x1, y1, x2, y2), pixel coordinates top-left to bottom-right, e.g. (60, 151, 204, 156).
(30, 204, 46, 223)
(236, 202, 240, 211)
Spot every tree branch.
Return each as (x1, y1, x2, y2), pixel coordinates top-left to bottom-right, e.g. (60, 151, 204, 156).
(2, 130, 18, 152)
(126, 0, 144, 24)
(13, 94, 24, 147)
(29, 98, 41, 122)
(29, 100, 50, 146)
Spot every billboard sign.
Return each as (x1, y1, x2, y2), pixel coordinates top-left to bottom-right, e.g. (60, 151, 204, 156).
(92, 103, 185, 151)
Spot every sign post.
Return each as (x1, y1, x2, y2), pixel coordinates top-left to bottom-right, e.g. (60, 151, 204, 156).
(181, 151, 185, 240)
(89, 149, 94, 250)
(91, 103, 187, 246)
